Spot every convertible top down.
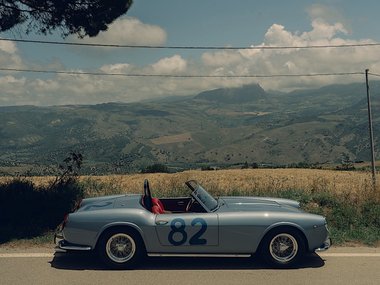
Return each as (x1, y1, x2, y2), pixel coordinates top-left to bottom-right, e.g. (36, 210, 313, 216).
(55, 179, 331, 268)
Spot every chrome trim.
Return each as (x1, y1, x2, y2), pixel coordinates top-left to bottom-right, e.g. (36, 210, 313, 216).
(59, 244, 92, 251)
(315, 238, 332, 252)
(55, 234, 92, 251)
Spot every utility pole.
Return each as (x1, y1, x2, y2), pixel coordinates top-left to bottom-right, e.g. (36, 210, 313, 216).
(365, 69, 377, 190)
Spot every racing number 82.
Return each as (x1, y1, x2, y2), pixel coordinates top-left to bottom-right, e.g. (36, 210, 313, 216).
(168, 218, 207, 246)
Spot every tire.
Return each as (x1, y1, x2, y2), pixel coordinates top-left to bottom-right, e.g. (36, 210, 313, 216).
(98, 228, 145, 269)
(260, 227, 305, 268)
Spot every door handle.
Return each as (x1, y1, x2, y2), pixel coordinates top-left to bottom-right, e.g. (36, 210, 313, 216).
(156, 220, 168, 225)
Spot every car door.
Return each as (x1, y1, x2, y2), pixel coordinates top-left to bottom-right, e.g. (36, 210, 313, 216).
(154, 212, 219, 252)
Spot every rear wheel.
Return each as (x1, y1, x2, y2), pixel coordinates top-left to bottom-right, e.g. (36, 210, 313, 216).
(260, 228, 305, 268)
(98, 228, 145, 269)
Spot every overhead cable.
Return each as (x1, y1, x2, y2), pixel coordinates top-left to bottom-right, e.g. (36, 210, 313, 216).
(1, 38, 380, 50)
(0, 67, 365, 78)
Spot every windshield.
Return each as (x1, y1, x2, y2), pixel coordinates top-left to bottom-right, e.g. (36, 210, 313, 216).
(186, 180, 218, 212)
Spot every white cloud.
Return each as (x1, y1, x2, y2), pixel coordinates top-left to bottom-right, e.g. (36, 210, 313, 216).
(100, 63, 132, 73)
(302, 19, 348, 41)
(77, 17, 167, 46)
(0, 39, 24, 69)
(307, 4, 349, 27)
(200, 18, 378, 91)
(202, 50, 243, 67)
(0, 39, 18, 54)
(150, 55, 187, 74)
(1, 11, 380, 106)
(31, 79, 60, 92)
(0, 75, 25, 85)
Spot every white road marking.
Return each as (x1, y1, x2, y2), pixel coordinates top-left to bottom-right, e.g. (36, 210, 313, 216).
(1, 252, 380, 258)
(318, 253, 380, 257)
(0, 253, 54, 258)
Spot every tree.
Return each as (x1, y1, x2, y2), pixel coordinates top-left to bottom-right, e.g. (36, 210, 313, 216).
(141, 163, 169, 174)
(0, 0, 133, 38)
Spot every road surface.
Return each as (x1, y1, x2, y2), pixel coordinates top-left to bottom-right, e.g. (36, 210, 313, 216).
(1, 246, 380, 285)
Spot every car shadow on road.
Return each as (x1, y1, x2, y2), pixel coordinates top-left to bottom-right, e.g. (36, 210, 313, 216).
(50, 251, 325, 271)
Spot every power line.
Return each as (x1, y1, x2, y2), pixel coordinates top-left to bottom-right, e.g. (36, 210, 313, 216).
(369, 72, 380, 77)
(1, 38, 380, 50)
(0, 67, 364, 78)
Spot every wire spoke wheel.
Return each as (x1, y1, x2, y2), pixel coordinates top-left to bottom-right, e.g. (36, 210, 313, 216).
(106, 233, 136, 263)
(260, 228, 305, 268)
(269, 233, 298, 263)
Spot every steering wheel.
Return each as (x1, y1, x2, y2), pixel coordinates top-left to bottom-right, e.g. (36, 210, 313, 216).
(186, 196, 195, 212)
(143, 179, 153, 211)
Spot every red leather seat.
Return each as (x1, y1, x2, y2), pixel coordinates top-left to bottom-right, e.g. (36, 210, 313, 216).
(151, 198, 165, 214)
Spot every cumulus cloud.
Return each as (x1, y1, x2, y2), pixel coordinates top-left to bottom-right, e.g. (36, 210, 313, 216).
(150, 55, 187, 74)
(307, 4, 349, 28)
(100, 63, 132, 73)
(201, 18, 377, 91)
(76, 17, 167, 46)
(1, 11, 380, 106)
(202, 50, 243, 67)
(0, 39, 18, 54)
(0, 38, 24, 69)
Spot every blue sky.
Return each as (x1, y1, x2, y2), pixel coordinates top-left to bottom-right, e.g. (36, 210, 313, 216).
(1, 0, 380, 105)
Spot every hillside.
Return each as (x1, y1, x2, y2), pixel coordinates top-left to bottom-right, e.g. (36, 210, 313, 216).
(195, 83, 268, 103)
(0, 82, 379, 175)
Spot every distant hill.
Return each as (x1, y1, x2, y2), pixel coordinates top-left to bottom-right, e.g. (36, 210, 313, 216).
(0, 82, 379, 175)
(195, 83, 267, 103)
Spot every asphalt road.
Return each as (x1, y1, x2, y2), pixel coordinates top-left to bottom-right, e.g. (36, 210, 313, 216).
(1, 246, 380, 285)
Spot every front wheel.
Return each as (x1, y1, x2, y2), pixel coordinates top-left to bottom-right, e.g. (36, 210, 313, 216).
(260, 228, 305, 268)
(98, 228, 145, 269)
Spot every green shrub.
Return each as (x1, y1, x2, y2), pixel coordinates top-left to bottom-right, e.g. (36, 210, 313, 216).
(141, 163, 170, 173)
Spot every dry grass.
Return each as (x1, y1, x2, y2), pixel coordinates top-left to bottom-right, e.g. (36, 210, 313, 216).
(3, 169, 380, 197)
(151, 132, 192, 145)
(90, 168, 377, 194)
(9, 168, 378, 201)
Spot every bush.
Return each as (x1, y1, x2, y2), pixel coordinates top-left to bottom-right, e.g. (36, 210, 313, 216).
(141, 163, 170, 173)
(0, 177, 83, 243)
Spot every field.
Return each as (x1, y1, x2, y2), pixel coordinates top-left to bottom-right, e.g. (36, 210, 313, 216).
(13, 168, 376, 195)
(81, 169, 379, 198)
(2, 168, 380, 245)
(10, 168, 378, 199)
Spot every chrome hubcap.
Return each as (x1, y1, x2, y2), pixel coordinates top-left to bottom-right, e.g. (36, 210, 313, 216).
(106, 233, 136, 263)
(269, 233, 298, 263)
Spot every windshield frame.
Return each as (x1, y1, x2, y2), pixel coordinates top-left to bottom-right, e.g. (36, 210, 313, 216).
(185, 180, 219, 212)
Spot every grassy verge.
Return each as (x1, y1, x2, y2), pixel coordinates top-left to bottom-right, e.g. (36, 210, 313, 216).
(1, 232, 55, 249)
(1, 169, 379, 247)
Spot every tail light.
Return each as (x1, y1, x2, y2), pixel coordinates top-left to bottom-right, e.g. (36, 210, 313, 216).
(73, 199, 83, 211)
(61, 214, 69, 230)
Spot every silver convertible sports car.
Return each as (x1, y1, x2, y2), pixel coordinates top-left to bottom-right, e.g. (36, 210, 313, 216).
(55, 179, 331, 269)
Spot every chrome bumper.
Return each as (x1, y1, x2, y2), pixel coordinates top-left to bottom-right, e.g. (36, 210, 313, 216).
(54, 232, 92, 251)
(315, 237, 332, 252)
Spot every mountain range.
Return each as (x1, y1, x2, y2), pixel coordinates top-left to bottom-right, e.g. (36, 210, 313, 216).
(0, 81, 379, 175)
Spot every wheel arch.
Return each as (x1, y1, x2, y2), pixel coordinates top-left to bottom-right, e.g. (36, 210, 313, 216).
(258, 223, 309, 253)
(94, 222, 146, 251)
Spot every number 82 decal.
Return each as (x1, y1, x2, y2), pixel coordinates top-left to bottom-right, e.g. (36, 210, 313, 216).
(168, 218, 207, 246)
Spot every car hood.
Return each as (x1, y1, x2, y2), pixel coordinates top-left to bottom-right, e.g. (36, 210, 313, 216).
(218, 196, 301, 212)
